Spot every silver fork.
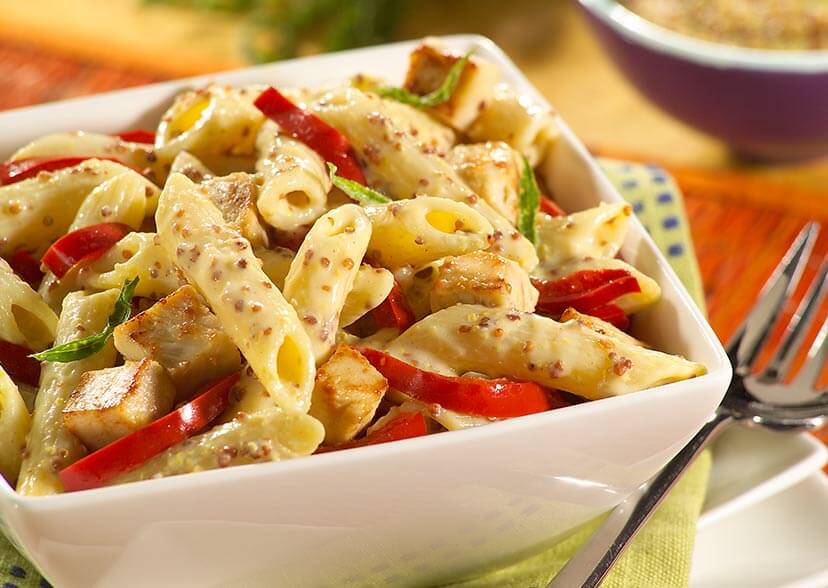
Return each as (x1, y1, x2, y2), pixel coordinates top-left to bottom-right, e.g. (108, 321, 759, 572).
(548, 222, 828, 588)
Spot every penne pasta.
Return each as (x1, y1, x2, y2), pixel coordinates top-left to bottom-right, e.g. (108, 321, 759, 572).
(156, 173, 316, 413)
(10, 131, 159, 178)
(283, 204, 371, 363)
(536, 202, 632, 268)
(155, 84, 266, 174)
(256, 246, 394, 328)
(36, 169, 157, 311)
(0, 257, 58, 351)
(364, 196, 494, 269)
(110, 409, 324, 485)
(17, 289, 120, 496)
(0, 367, 32, 484)
(68, 169, 156, 230)
(467, 83, 560, 167)
(384, 304, 706, 400)
(350, 74, 457, 154)
(339, 265, 395, 327)
(255, 121, 332, 233)
(80, 233, 188, 300)
(375, 97, 457, 156)
(0, 159, 133, 257)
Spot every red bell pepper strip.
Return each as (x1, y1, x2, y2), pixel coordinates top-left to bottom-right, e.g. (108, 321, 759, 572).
(359, 348, 554, 418)
(0, 156, 125, 186)
(317, 410, 428, 453)
(6, 250, 44, 287)
(532, 269, 640, 317)
(114, 130, 156, 144)
(0, 340, 41, 387)
(539, 195, 566, 217)
(589, 303, 630, 330)
(371, 282, 415, 332)
(41, 223, 132, 278)
(254, 87, 367, 184)
(59, 371, 240, 492)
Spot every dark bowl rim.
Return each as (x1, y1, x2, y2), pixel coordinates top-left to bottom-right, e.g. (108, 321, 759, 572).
(578, 0, 828, 73)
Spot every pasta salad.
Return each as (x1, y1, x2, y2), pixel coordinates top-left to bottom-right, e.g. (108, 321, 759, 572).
(0, 39, 705, 495)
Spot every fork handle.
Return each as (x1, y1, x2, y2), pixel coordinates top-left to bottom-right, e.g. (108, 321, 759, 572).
(547, 409, 734, 588)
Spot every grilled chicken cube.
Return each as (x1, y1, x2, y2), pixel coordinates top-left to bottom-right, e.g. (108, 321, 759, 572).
(309, 345, 388, 446)
(203, 172, 269, 248)
(113, 285, 242, 402)
(429, 251, 539, 313)
(448, 142, 522, 223)
(403, 40, 499, 131)
(63, 359, 175, 451)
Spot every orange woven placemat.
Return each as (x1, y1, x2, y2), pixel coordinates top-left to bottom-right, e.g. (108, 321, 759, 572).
(0, 40, 826, 449)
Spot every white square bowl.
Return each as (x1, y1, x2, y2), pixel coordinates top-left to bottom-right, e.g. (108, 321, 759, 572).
(0, 35, 731, 588)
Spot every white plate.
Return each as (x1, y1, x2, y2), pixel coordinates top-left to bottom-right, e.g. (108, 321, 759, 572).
(692, 471, 828, 588)
(699, 426, 828, 529)
(0, 36, 731, 588)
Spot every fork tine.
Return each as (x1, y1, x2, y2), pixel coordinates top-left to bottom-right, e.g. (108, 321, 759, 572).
(791, 313, 828, 390)
(762, 259, 828, 381)
(728, 222, 820, 373)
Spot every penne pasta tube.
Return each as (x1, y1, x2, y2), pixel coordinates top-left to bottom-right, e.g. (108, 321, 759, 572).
(0, 258, 58, 351)
(0, 367, 32, 484)
(10, 131, 160, 178)
(364, 196, 494, 269)
(36, 169, 158, 311)
(283, 204, 371, 363)
(536, 202, 632, 268)
(256, 246, 393, 328)
(339, 265, 395, 327)
(0, 159, 133, 257)
(384, 304, 706, 400)
(155, 84, 266, 174)
(156, 173, 316, 413)
(110, 409, 324, 486)
(467, 83, 560, 167)
(80, 232, 187, 300)
(255, 122, 332, 232)
(68, 169, 155, 230)
(17, 289, 120, 496)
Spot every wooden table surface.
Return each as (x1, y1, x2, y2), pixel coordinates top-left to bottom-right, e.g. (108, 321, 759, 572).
(0, 1, 826, 449)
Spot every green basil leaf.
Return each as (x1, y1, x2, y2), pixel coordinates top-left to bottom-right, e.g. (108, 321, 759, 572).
(374, 50, 473, 108)
(31, 277, 139, 363)
(29, 331, 112, 364)
(517, 156, 540, 247)
(327, 163, 391, 205)
(108, 276, 139, 330)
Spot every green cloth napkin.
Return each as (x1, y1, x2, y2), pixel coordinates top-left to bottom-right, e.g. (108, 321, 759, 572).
(0, 160, 711, 588)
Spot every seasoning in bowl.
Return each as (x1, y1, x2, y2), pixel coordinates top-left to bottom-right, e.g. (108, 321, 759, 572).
(621, 0, 828, 50)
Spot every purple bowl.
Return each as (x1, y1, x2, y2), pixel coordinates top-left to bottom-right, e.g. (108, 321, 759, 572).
(578, 0, 828, 161)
